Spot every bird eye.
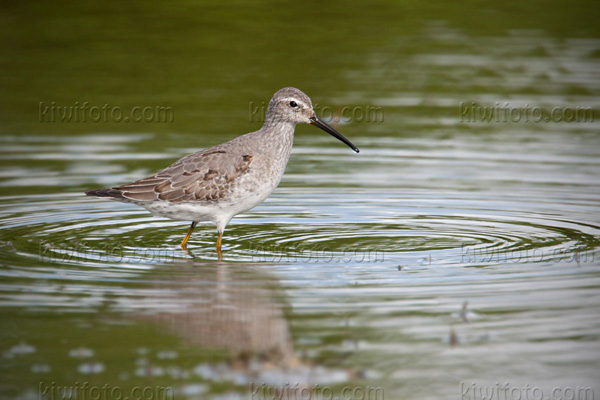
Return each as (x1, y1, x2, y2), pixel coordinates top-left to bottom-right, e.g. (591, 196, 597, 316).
(289, 101, 298, 108)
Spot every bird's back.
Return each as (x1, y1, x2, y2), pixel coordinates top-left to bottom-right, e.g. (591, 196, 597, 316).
(86, 125, 295, 208)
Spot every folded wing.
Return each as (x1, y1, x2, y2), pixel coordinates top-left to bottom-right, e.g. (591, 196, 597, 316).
(89, 150, 254, 203)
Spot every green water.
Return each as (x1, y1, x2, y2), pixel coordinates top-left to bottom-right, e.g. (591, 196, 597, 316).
(1, 1, 600, 399)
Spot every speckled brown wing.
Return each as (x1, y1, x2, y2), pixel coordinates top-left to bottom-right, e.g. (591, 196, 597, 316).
(115, 150, 254, 203)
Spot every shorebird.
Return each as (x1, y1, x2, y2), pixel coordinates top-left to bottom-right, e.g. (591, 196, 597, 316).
(85, 87, 359, 257)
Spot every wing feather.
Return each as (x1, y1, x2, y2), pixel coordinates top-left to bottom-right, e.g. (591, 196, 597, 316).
(112, 150, 254, 203)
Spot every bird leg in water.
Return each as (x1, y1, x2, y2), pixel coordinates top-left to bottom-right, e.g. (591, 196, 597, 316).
(181, 221, 197, 250)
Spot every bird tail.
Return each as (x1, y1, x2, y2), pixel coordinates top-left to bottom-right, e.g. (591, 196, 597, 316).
(85, 188, 125, 199)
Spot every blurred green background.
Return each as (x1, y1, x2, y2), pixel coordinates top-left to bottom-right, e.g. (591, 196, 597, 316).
(2, 0, 599, 136)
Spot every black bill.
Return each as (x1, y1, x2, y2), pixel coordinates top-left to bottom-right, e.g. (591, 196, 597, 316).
(309, 116, 360, 153)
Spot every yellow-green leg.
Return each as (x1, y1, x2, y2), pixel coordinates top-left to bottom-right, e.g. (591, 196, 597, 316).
(181, 221, 197, 250)
(216, 231, 223, 259)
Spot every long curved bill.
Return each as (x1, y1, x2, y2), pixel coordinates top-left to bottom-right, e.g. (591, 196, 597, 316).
(309, 116, 360, 153)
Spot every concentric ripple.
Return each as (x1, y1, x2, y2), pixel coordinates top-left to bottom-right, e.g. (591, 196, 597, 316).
(1, 187, 599, 273)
